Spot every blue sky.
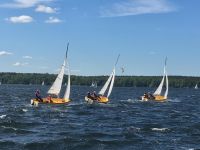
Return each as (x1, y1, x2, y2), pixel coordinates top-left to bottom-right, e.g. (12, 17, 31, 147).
(0, 0, 200, 76)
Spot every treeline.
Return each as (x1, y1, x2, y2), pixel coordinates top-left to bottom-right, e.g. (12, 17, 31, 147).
(0, 72, 200, 88)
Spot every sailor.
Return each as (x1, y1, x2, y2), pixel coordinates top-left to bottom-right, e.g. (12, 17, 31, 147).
(35, 89, 43, 102)
(93, 91, 97, 97)
(92, 91, 100, 100)
(87, 92, 93, 99)
(143, 93, 148, 99)
(148, 92, 155, 100)
(47, 95, 52, 103)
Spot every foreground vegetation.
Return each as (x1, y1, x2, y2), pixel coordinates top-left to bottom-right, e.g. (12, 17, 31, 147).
(0, 72, 200, 88)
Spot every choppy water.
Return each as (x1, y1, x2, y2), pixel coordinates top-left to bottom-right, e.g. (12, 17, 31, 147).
(0, 85, 200, 150)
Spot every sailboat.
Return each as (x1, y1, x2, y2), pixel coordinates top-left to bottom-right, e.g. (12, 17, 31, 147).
(195, 84, 198, 89)
(85, 54, 120, 104)
(141, 58, 168, 101)
(90, 81, 97, 88)
(31, 44, 71, 105)
(41, 81, 44, 86)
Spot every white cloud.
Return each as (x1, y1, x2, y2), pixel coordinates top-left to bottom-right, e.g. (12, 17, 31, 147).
(6, 15, 33, 23)
(35, 5, 56, 13)
(100, 0, 176, 17)
(45, 17, 62, 23)
(0, 0, 54, 8)
(23, 56, 32, 59)
(13, 62, 29, 66)
(0, 51, 13, 56)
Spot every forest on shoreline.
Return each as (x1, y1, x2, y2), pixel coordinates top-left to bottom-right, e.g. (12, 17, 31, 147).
(0, 72, 199, 88)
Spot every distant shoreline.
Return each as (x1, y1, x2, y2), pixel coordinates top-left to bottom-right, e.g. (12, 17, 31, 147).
(0, 72, 199, 88)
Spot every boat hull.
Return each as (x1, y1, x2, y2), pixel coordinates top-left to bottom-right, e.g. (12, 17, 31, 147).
(154, 95, 166, 101)
(141, 95, 166, 101)
(85, 96, 109, 104)
(31, 98, 70, 106)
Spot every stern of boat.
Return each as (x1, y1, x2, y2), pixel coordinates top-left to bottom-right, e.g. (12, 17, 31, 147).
(98, 96, 109, 103)
(85, 96, 94, 104)
(154, 95, 166, 101)
(141, 96, 149, 101)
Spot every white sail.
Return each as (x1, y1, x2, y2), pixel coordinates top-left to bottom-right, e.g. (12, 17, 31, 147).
(164, 71, 168, 99)
(42, 81, 44, 86)
(47, 59, 66, 96)
(107, 68, 115, 98)
(98, 71, 113, 96)
(63, 62, 70, 100)
(98, 54, 120, 97)
(90, 81, 97, 88)
(90, 82, 95, 87)
(94, 82, 97, 88)
(154, 67, 165, 95)
(195, 84, 198, 89)
(154, 57, 168, 98)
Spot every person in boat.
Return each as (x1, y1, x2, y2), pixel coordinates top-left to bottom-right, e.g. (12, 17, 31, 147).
(143, 92, 148, 99)
(93, 91, 97, 98)
(92, 91, 100, 100)
(87, 92, 94, 99)
(148, 92, 155, 100)
(35, 89, 43, 102)
(47, 95, 52, 103)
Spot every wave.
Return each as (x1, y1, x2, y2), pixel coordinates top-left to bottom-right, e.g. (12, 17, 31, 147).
(120, 99, 139, 103)
(151, 128, 169, 131)
(0, 115, 7, 119)
(1, 125, 17, 131)
(22, 109, 28, 112)
(167, 98, 181, 103)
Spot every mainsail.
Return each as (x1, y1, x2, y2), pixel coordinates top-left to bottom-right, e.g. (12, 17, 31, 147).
(153, 67, 166, 95)
(63, 61, 70, 100)
(195, 84, 198, 89)
(90, 81, 97, 88)
(98, 71, 114, 96)
(98, 54, 120, 98)
(107, 68, 115, 97)
(47, 44, 69, 97)
(164, 70, 168, 99)
(47, 59, 66, 96)
(153, 57, 168, 98)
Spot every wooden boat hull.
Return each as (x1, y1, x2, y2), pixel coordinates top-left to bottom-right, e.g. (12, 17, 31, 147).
(154, 95, 166, 101)
(85, 96, 109, 104)
(141, 95, 166, 101)
(31, 98, 70, 106)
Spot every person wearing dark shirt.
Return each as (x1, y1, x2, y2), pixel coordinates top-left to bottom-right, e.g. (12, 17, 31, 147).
(35, 89, 43, 102)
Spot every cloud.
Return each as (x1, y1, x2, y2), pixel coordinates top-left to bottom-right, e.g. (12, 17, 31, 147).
(13, 62, 29, 66)
(0, 51, 13, 56)
(23, 55, 32, 59)
(6, 15, 33, 23)
(0, 0, 54, 8)
(35, 5, 57, 13)
(100, 0, 176, 17)
(45, 17, 62, 23)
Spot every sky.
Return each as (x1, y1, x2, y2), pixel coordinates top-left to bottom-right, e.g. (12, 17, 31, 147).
(0, 0, 200, 76)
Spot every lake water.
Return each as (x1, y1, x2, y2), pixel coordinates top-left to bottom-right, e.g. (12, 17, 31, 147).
(0, 85, 200, 150)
